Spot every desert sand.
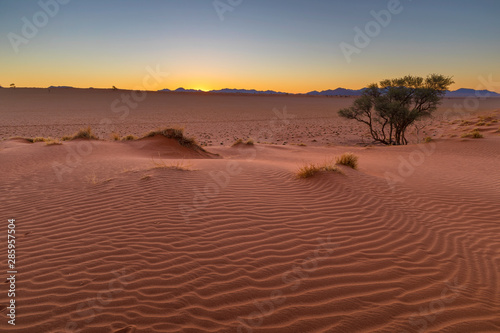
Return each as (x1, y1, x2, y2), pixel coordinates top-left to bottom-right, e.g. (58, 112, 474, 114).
(0, 88, 499, 332)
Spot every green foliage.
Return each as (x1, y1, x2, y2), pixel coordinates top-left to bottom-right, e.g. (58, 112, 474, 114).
(338, 74, 454, 145)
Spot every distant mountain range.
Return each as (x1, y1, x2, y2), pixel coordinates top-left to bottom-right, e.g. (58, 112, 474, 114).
(22, 86, 499, 97)
(444, 88, 500, 97)
(158, 87, 289, 95)
(306, 88, 365, 96)
(158, 87, 500, 97)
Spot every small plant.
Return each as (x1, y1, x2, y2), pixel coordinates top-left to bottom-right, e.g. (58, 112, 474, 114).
(143, 127, 200, 149)
(45, 138, 62, 145)
(151, 153, 192, 171)
(476, 121, 486, 126)
(85, 172, 99, 185)
(232, 138, 254, 146)
(122, 134, 138, 141)
(111, 133, 121, 141)
(461, 130, 483, 138)
(459, 120, 474, 126)
(62, 127, 98, 141)
(140, 175, 152, 180)
(424, 136, 433, 143)
(335, 153, 358, 169)
(296, 163, 342, 178)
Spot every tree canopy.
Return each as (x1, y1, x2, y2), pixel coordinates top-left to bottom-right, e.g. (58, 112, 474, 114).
(338, 74, 454, 145)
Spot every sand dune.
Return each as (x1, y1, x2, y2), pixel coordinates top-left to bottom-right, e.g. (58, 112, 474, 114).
(0, 91, 499, 332)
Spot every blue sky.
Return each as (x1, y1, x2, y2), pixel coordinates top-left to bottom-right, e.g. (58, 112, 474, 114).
(1, 0, 499, 92)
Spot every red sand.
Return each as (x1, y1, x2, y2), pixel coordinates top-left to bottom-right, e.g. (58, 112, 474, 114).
(0, 89, 499, 332)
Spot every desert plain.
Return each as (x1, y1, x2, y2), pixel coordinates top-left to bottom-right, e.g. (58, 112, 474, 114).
(0, 87, 499, 332)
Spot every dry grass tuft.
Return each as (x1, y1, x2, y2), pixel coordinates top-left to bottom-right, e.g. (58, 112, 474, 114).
(151, 153, 193, 171)
(143, 127, 201, 149)
(122, 134, 138, 141)
(335, 153, 359, 169)
(85, 172, 99, 185)
(232, 138, 254, 146)
(423, 136, 433, 143)
(296, 162, 342, 179)
(111, 132, 121, 141)
(461, 130, 483, 138)
(20, 136, 62, 145)
(62, 127, 98, 141)
(458, 120, 474, 126)
(45, 138, 62, 145)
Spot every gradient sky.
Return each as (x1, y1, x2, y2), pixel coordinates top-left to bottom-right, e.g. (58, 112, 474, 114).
(1, 0, 499, 93)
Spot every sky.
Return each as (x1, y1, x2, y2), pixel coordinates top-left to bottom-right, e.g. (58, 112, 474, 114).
(1, 0, 499, 93)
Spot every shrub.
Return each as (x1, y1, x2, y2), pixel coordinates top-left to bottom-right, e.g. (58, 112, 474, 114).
(45, 138, 62, 145)
(111, 133, 121, 141)
(424, 136, 433, 143)
(122, 135, 138, 141)
(461, 130, 483, 138)
(296, 163, 341, 178)
(232, 138, 254, 146)
(143, 127, 199, 148)
(335, 153, 358, 169)
(62, 127, 98, 141)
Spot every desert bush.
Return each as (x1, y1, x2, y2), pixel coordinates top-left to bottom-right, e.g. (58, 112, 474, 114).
(111, 133, 121, 141)
(232, 138, 254, 146)
(45, 138, 62, 145)
(296, 163, 341, 178)
(335, 153, 358, 169)
(122, 135, 138, 141)
(62, 127, 98, 141)
(143, 127, 200, 148)
(461, 130, 483, 138)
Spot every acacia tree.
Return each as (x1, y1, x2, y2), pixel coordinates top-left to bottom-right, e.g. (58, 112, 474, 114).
(338, 74, 454, 145)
